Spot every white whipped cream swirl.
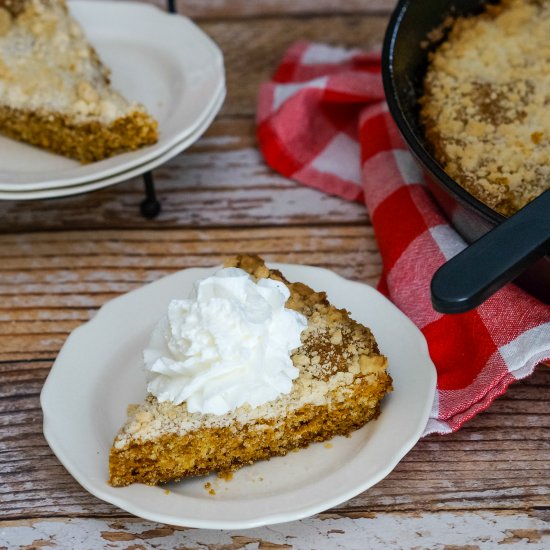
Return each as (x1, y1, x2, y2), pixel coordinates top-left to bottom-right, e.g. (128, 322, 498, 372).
(144, 267, 307, 415)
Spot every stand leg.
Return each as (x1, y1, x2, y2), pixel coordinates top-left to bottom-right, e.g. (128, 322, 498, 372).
(138, 0, 176, 219)
(140, 172, 161, 219)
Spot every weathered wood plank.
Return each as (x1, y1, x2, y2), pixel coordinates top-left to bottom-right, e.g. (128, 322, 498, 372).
(0, 121, 369, 233)
(0, 510, 548, 549)
(0, 226, 379, 266)
(116, 0, 397, 19)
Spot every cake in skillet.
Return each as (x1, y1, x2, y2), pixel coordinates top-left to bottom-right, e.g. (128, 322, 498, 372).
(109, 255, 392, 487)
(420, 0, 549, 216)
(0, 0, 158, 163)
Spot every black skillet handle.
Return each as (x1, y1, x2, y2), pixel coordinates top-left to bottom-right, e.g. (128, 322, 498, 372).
(431, 189, 550, 313)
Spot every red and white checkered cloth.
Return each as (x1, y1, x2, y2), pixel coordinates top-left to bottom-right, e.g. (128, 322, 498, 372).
(257, 42, 550, 436)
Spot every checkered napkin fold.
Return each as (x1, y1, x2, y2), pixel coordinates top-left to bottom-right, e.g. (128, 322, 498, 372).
(257, 42, 550, 436)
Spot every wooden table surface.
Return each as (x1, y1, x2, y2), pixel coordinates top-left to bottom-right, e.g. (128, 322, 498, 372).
(1, 1, 548, 548)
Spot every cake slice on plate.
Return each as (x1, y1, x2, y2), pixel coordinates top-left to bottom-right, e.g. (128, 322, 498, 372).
(109, 255, 392, 487)
(0, 0, 158, 162)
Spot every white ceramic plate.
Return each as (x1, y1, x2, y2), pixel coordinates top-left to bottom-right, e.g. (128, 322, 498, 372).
(41, 264, 436, 529)
(0, 86, 225, 201)
(0, 1, 225, 190)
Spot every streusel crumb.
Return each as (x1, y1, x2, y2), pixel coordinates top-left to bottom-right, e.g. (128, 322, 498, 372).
(420, 0, 549, 216)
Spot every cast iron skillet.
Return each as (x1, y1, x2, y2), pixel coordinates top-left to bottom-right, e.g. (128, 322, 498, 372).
(382, 0, 550, 312)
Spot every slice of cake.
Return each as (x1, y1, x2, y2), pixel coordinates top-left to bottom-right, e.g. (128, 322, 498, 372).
(109, 255, 392, 487)
(0, 0, 158, 162)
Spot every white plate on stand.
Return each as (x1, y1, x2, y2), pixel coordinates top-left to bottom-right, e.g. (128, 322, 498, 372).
(0, 1, 225, 190)
(0, 85, 225, 200)
(42, 264, 437, 529)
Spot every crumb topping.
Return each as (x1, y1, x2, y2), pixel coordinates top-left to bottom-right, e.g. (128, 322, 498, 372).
(420, 0, 550, 216)
(113, 256, 387, 449)
(0, 0, 148, 123)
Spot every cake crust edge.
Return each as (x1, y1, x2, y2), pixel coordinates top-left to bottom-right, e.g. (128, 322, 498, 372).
(0, 105, 158, 163)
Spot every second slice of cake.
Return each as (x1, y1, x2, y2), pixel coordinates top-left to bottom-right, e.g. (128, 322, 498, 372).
(109, 256, 392, 487)
(0, 0, 158, 162)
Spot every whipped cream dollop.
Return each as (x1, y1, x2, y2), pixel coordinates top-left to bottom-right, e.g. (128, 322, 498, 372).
(144, 267, 307, 415)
